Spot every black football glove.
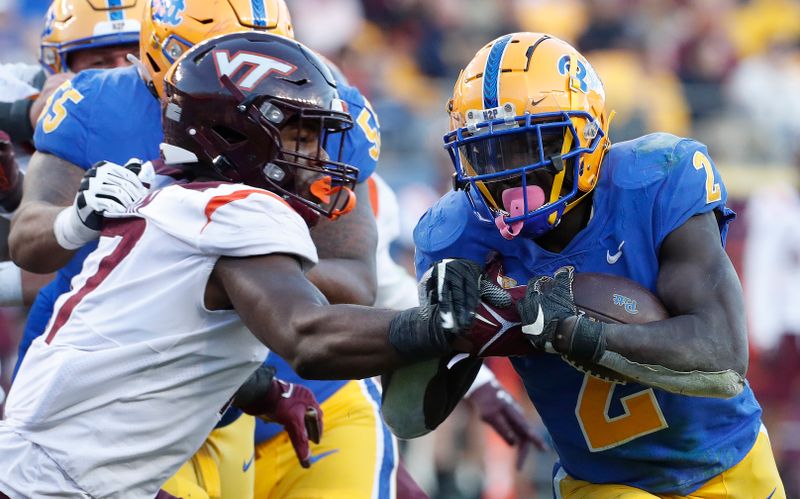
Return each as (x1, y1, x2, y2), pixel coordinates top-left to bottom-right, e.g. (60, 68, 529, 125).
(389, 258, 486, 358)
(518, 266, 606, 366)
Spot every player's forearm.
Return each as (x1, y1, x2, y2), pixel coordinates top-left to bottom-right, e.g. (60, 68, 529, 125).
(10, 202, 77, 272)
(288, 305, 412, 380)
(602, 313, 748, 376)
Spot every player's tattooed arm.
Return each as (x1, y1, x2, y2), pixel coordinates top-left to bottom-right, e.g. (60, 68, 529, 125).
(594, 211, 747, 397)
(9, 151, 84, 273)
(306, 181, 377, 305)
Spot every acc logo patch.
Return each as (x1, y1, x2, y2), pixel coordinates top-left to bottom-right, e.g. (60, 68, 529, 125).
(151, 0, 185, 26)
(557, 55, 603, 95)
(213, 50, 297, 90)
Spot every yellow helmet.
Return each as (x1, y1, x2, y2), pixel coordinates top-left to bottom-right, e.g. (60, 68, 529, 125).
(40, 0, 144, 74)
(445, 32, 614, 239)
(140, 0, 294, 98)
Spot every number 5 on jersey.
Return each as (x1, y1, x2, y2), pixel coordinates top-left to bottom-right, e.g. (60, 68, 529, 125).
(41, 81, 84, 134)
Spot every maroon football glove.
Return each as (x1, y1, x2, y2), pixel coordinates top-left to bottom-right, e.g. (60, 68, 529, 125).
(233, 366, 323, 468)
(260, 378, 323, 468)
(465, 380, 545, 470)
(0, 131, 22, 212)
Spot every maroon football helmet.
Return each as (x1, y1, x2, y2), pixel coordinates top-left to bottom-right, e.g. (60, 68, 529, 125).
(162, 32, 358, 220)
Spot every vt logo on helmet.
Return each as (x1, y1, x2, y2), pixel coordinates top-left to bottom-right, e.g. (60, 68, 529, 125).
(445, 33, 614, 239)
(162, 32, 358, 223)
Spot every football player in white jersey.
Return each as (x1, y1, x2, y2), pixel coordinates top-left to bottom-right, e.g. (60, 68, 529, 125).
(0, 32, 482, 499)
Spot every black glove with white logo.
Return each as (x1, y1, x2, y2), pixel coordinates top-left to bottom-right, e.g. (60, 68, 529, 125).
(54, 159, 153, 249)
(518, 266, 606, 365)
(389, 259, 484, 358)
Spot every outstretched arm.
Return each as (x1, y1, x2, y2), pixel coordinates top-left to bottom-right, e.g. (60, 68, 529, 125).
(210, 251, 483, 380)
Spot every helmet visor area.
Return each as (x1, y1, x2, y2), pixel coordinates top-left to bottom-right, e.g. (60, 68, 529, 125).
(456, 125, 564, 178)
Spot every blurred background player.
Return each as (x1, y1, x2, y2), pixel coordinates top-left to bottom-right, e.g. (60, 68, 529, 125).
(415, 32, 784, 497)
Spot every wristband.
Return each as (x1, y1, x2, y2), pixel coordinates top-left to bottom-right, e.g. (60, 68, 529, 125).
(388, 306, 450, 359)
(0, 261, 23, 306)
(53, 207, 99, 250)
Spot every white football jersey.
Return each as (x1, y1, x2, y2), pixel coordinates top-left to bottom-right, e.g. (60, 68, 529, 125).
(5, 182, 317, 499)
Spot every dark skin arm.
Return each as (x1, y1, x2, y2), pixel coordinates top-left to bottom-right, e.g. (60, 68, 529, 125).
(9, 151, 84, 273)
(599, 211, 748, 375)
(306, 181, 377, 305)
(207, 252, 409, 380)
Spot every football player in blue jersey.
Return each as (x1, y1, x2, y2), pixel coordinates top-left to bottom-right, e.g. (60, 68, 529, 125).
(414, 32, 786, 498)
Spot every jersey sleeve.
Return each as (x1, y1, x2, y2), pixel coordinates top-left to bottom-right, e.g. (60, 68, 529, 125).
(652, 138, 733, 246)
(140, 184, 318, 269)
(33, 74, 94, 169)
(327, 83, 379, 183)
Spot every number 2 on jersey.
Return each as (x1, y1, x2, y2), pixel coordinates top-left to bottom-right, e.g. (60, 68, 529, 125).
(576, 375, 668, 452)
(692, 151, 721, 204)
(42, 82, 84, 134)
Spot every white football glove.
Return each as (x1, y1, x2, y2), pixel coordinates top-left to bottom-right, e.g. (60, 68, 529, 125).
(54, 159, 153, 250)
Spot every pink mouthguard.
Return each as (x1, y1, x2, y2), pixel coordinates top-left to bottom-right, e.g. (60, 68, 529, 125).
(494, 185, 545, 239)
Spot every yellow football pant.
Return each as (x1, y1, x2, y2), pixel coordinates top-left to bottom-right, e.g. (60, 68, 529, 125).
(555, 428, 785, 498)
(161, 414, 256, 499)
(254, 379, 398, 499)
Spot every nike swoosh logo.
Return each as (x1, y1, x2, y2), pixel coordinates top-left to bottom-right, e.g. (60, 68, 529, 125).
(606, 241, 625, 265)
(281, 384, 295, 399)
(531, 97, 547, 106)
(766, 487, 777, 498)
(521, 305, 544, 336)
(309, 448, 339, 465)
(440, 310, 454, 330)
(242, 452, 255, 472)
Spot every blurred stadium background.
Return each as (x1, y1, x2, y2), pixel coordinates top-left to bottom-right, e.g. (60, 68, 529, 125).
(2, 0, 800, 497)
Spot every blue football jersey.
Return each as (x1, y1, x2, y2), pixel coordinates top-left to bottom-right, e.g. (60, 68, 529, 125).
(414, 133, 762, 495)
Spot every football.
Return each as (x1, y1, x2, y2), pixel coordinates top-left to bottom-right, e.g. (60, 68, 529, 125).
(457, 272, 669, 357)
